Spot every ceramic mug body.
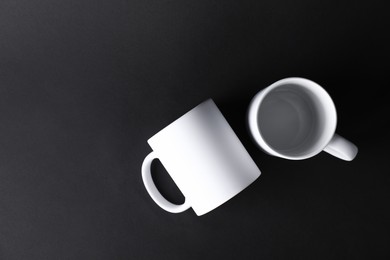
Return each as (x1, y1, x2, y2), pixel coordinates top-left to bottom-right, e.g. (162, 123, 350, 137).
(247, 77, 358, 161)
(142, 99, 261, 216)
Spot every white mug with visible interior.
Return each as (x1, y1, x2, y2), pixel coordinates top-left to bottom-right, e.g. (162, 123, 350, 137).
(247, 77, 358, 161)
(142, 99, 261, 216)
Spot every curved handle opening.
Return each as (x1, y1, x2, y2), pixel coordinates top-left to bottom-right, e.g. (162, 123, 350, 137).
(141, 151, 191, 213)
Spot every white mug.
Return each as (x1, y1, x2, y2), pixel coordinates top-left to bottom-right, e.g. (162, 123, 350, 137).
(247, 77, 358, 161)
(142, 99, 261, 216)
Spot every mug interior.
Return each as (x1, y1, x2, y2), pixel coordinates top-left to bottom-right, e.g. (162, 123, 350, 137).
(257, 81, 336, 158)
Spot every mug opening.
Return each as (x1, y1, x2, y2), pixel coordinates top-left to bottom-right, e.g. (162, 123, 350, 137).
(256, 79, 337, 159)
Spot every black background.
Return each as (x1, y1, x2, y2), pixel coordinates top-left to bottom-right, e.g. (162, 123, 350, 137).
(1, 0, 389, 259)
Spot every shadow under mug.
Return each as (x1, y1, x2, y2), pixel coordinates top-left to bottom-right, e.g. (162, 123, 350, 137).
(247, 77, 358, 161)
(142, 99, 261, 216)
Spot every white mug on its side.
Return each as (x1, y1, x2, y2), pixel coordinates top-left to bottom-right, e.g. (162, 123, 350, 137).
(247, 77, 358, 161)
(142, 99, 261, 216)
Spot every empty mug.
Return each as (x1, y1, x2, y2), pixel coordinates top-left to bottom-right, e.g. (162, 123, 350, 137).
(142, 99, 261, 216)
(247, 77, 358, 161)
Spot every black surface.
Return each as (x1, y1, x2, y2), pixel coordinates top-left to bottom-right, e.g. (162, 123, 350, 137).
(1, 0, 389, 259)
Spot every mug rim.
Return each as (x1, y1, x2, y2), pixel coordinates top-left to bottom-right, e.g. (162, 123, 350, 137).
(248, 77, 338, 160)
(148, 98, 214, 144)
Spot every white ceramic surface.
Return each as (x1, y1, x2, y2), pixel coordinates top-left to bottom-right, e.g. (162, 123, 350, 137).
(142, 99, 261, 216)
(247, 77, 358, 161)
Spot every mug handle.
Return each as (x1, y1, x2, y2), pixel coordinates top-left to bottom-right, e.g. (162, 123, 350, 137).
(323, 133, 358, 161)
(141, 151, 191, 213)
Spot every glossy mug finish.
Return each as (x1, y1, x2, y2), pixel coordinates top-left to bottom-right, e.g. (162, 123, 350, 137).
(142, 99, 261, 216)
(247, 77, 358, 161)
